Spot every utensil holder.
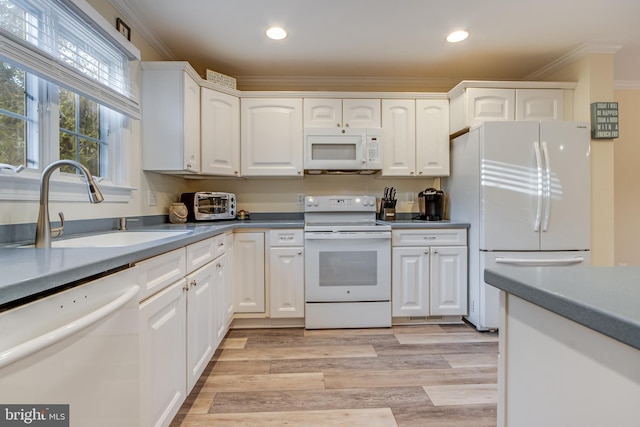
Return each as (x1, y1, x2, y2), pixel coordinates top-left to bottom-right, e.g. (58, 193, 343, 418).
(379, 208, 396, 221)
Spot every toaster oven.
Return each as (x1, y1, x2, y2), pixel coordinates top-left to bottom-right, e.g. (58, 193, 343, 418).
(180, 192, 236, 221)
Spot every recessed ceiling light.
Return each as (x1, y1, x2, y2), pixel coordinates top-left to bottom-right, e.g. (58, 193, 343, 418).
(446, 30, 469, 43)
(266, 27, 287, 40)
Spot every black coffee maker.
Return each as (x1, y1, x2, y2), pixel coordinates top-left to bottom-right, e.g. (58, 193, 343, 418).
(417, 188, 444, 221)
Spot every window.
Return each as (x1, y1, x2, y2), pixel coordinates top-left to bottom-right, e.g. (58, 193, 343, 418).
(0, 0, 140, 201)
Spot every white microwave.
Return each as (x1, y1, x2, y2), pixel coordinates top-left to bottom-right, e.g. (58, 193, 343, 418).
(303, 128, 382, 173)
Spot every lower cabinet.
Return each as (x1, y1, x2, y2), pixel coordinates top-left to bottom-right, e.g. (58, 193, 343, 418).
(233, 231, 265, 313)
(268, 229, 304, 318)
(138, 233, 231, 427)
(139, 280, 187, 427)
(392, 229, 468, 317)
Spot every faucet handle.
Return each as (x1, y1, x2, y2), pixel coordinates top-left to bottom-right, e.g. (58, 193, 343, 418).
(51, 212, 64, 237)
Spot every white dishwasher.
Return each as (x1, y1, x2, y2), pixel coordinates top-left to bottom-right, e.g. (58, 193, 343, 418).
(0, 266, 140, 427)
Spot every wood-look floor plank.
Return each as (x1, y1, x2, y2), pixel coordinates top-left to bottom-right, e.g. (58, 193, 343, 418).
(172, 408, 398, 427)
(202, 372, 325, 392)
(324, 367, 497, 389)
(303, 325, 446, 336)
(178, 391, 216, 415)
(243, 333, 400, 348)
(392, 404, 497, 427)
(217, 344, 378, 361)
(374, 342, 498, 357)
(443, 353, 498, 368)
(395, 333, 498, 345)
(210, 360, 271, 375)
(219, 337, 247, 349)
(208, 386, 431, 413)
(423, 384, 498, 406)
(269, 354, 450, 374)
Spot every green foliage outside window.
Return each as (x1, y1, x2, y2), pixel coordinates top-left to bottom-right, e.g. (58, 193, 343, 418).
(0, 62, 27, 167)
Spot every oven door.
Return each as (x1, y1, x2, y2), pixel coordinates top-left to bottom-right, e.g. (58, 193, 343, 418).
(304, 232, 391, 302)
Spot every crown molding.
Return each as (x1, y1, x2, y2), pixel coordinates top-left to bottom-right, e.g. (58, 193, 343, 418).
(235, 75, 460, 92)
(525, 42, 622, 81)
(108, 0, 177, 60)
(614, 80, 640, 90)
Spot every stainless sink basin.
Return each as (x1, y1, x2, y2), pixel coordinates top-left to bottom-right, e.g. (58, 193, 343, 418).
(20, 230, 192, 248)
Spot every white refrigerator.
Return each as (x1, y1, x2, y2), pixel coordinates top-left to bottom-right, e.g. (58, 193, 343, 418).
(443, 121, 591, 330)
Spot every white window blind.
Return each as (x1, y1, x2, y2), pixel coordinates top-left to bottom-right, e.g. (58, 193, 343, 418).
(0, 0, 141, 119)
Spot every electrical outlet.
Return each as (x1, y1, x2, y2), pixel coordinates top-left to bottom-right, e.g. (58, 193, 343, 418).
(296, 193, 304, 205)
(147, 190, 157, 206)
(407, 192, 415, 204)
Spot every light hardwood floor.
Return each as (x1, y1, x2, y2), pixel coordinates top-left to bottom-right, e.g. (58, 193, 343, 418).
(170, 323, 498, 427)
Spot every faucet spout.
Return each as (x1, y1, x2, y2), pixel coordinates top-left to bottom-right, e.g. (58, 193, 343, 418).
(35, 160, 104, 248)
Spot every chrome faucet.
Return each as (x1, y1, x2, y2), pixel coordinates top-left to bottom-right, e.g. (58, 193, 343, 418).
(35, 160, 104, 248)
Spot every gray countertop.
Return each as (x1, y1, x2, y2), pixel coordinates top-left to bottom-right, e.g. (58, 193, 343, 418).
(0, 218, 468, 309)
(485, 266, 640, 351)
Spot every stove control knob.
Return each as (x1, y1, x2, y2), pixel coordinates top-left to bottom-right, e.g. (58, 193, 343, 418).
(364, 196, 374, 206)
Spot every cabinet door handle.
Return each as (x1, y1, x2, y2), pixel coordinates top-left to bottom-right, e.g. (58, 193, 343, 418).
(424, 250, 429, 254)
(297, 250, 303, 255)
(433, 250, 439, 254)
(190, 280, 197, 287)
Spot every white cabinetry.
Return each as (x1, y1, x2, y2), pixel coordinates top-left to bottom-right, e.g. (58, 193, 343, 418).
(241, 98, 303, 176)
(138, 233, 231, 427)
(448, 81, 572, 135)
(201, 87, 240, 176)
(304, 98, 381, 128)
(392, 229, 467, 318)
(382, 99, 449, 177)
(138, 250, 187, 427)
(268, 229, 304, 318)
(142, 62, 201, 173)
(233, 231, 265, 312)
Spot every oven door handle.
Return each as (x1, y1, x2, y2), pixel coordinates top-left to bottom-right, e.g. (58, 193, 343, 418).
(304, 232, 391, 240)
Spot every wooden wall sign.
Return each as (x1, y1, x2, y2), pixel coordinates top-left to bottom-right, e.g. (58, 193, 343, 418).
(591, 102, 619, 139)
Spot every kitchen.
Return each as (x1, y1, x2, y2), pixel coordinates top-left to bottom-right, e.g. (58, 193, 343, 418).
(1, 0, 640, 426)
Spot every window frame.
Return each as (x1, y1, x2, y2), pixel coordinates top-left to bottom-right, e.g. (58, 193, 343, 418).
(0, 0, 137, 202)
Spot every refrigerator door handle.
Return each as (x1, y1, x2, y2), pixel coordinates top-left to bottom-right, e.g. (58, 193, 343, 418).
(495, 256, 585, 267)
(541, 141, 551, 232)
(533, 141, 543, 232)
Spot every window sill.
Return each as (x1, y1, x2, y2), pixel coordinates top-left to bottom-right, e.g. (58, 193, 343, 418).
(0, 172, 135, 202)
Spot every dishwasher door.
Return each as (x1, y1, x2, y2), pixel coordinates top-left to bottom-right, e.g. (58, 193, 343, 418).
(0, 267, 140, 427)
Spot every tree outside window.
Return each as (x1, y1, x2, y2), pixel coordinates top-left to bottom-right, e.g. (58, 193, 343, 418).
(0, 62, 28, 167)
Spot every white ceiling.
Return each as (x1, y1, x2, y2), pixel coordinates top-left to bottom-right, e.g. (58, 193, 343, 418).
(110, 0, 640, 91)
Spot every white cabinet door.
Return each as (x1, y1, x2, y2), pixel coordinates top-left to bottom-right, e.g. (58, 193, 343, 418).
(430, 246, 467, 316)
(342, 98, 381, 128)
(392, 247, 430, 317)
(214, 252, 230, 347)
(382, 99, 416, 176)
(185, 263, 216, 392)
(142, 64, 201, 173)
(416, 99, 450, 176)
(465, 88, 515, 127)
(304, 98, 380, 128)
(515, 88, 563, 121)
(233, 232, 265, 313)
(241, 98, 303, 176)
(303, 98, 343, 128)
(139, 280, 187, 427)
(270, 247, 305, 318)
(201, 88, 240, 176)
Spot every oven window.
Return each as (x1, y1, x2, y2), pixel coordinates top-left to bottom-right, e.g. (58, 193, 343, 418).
(199, 197, 228, 214)
(318, 251, 377, 286)
(311, 143, 357, 161)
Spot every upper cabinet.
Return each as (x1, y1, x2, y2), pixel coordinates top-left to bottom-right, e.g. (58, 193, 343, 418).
(241, 98, 303, 177)
(304, 98, 380, 128)
(448, 81, 575, 135)
(382, 98, 449, 177)
(142, 62, 201, 173)
(201, 88, 240, 176)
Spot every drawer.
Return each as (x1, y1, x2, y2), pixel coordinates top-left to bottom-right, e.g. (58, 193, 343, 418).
(186, 233, 226, 273)
(392, 229, 467, 246)
(136, 248, 186, 302)
(269, 229, 304, 247)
